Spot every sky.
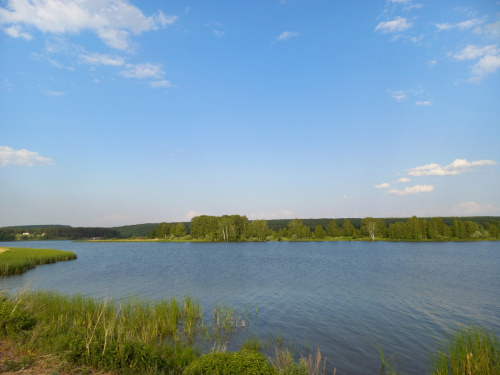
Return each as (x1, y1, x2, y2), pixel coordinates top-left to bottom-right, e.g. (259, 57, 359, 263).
(1, 0, 499, 227)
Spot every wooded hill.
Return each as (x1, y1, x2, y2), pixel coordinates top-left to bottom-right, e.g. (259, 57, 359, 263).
(2, 216, 499, 241)
(148, 215, 500, 242)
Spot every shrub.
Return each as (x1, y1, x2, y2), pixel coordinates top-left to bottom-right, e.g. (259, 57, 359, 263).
(184, 349, 276, 375)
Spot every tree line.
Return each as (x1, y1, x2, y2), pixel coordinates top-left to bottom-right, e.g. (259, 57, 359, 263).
(147, 215, 500, 242)
(0, 226, 120, 240)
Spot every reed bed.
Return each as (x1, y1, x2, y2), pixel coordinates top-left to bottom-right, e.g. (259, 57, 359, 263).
(429, 326, 500, 375)
(0, 247, 77, 275)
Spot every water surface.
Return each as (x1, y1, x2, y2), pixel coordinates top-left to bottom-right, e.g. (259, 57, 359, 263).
(1, 240, 499, 374)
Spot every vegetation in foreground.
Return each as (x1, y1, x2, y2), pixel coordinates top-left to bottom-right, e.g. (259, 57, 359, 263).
(0, 247, 77, 276)
(1, 289, 499, 374)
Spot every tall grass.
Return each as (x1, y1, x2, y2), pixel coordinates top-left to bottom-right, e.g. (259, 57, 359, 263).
(429, 326, 500, 375)
(0, 247, 77, 275)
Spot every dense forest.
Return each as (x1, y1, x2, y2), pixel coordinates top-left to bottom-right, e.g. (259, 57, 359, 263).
(2, 216, 499, 242)
(148, 215, 500, 242)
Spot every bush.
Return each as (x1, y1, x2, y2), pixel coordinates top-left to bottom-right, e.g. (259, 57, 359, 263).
(184, 349, 276, 375)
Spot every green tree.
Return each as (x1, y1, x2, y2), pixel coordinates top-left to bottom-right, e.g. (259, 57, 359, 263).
(314, 225, 326, 239)
(342, 219, 355, 237)
(361, 217, 377, 240)
(175, 222, 187, 237)
(326, 220, 341, 237)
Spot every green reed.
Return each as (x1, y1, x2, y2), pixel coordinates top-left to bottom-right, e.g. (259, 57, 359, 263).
(429, 326, 500, 375)
(0, 248, 77, 276)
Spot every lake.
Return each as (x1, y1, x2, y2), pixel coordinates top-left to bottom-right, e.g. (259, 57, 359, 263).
(0, 240, 499, 374)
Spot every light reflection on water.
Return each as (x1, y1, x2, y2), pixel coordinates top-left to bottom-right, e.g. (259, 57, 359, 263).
(1, 240, 499, 374)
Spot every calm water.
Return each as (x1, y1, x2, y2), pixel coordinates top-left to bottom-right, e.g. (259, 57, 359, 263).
(1, 240, 499, 374)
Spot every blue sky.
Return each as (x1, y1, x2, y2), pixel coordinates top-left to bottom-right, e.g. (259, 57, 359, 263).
(1, 0, 499, 227)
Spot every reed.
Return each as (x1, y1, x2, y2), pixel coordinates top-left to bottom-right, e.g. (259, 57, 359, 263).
(429, 326, 500, 375)
(0, 248, 77, 276)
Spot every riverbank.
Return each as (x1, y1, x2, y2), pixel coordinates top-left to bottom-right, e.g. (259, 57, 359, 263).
(1, 289, 498, 375)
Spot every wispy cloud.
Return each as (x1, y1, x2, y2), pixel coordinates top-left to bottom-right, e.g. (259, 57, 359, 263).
(452, 44, 500, 82)
(0, 0, 177, 50)
(388, 185, 434, 196)
(416, 100, 433, 106)
(388, 89, 407, 101)
(375, 182, 390, 189)
(389, 86, 431, 104)
(80, 53, 124, 66)
(121, 63, 165, 79)
(43, 90, 66, 96)
(408, 159, 497, 176)
(0, 146, 54, 167)
(275, 31, 299, 42)
(3, 24, 32, 39)
(449, 201, 500, 215)
(150, 80, 172, 88)
(397, 177, 411, 183)
(436, 18, 484, 32)
(375, 17, 412, 33)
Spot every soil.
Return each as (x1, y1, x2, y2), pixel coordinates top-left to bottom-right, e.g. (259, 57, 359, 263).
(0, 340, 112, 375)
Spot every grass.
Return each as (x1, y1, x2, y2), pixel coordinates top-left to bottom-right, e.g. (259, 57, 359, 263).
(1, 287, 498, 374)
(429, 326, 500, 375)
(0, 247, 77, 275)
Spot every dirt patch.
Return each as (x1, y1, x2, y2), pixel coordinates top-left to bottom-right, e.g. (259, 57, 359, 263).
(0, 339, 113, 375)
(0, 248, 8, 253)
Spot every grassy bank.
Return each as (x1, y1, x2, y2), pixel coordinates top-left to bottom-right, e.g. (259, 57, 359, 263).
(0, 289, 319, 374)
(0, 247, 77, 275)
(1, 289, 499, 374)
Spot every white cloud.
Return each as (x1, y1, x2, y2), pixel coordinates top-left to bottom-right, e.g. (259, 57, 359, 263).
(471, 53, 500, 82)
(388, 89, 407, 101)
(436, 23, 452, 31)
(275, 31, 299, 42)
(388, 185, 434, 196)
(3, 24, 32, 39)
(408, 159, 497, 176)
(375, 17, 412, 33)
(397, 177, 411, 183)
(453, 44, 500, 82)
(449, 201, 500, 215)
(185, 210, 205, 220)
(416, 100, 433, 106)
(80, 53, 124, 66)
(485, 20, 500, 38)
(0, 146, 54, 166)
(436, 18, 484, 31)
(121, 63, 164, 79)
(453, 45, 496, 61)
(456, 18, 482, 30)
(375, 182, 390, 189)
(150, 80, 172, 88)
(0, 0, 177, 50)
(43, 90, 66, 96)
(427, 59, 437, 67)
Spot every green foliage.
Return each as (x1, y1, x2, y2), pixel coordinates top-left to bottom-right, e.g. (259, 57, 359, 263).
(190, 215, 249, 242)
(342, 219, 355, 237)
(429, 326, 500, 375)
(184, 349, 276, 375)
(326, 220, 341, 237)
(287, 219, 311, 239)
(0, 248, 77, 275)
